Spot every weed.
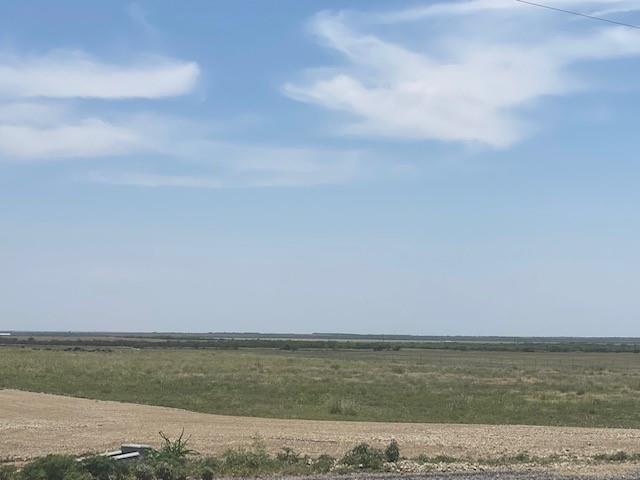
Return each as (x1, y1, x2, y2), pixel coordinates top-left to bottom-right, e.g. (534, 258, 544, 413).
(0, 466, 16, 480)
(132, 463, 154, 480)
(276, 447, 301, 465)
(384, 440, 400, 463)
(20, 455, 78, 480)
(327, 397, 358, 416)
(80, 455, 126, 480)
(221, 442, 272, 476)
(200, 466, 215, 480)
(61, 472, 92, 480)
(341, 443, 384, 470)
(313, 454, 336, 473)
(153, 461, 185, 480)
(417, 454, 459, 464)
(593, 451, 640, 462)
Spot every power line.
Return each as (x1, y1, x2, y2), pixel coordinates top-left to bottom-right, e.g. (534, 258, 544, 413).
(514, 0, 640, 30)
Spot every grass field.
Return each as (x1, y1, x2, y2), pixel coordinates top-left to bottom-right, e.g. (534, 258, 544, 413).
(2, 346, 640, 427)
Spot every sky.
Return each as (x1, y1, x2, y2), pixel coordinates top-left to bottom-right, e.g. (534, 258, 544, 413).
(1, 0, 640, 336)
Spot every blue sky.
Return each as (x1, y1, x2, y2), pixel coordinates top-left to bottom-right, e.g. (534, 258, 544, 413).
(2, 0, 640, 335)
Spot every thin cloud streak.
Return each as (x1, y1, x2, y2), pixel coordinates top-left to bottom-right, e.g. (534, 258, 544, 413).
(374, 0, 640, 23)
(88, 142, 364, 188)
(0, 120, 146, 159)
(0, 51, 199, 99)
(0, 45, 363, 188)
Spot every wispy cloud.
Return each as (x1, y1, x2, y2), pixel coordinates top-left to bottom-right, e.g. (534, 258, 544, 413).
(0, 47, 199, 159)
(0, 50, 199, 99)
(0, 38, 363, 188)
(0, 119, 146, 159)
(88, 142, 364, 188)
(372, 0, 640, 23)
(0, 93, 363, 186)
(284, 1, 640, 147)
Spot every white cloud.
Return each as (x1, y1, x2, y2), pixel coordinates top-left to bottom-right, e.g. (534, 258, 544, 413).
(0, 119, 147, 159)
(0, 48, 199, 159)
(0, 51, 199, 99)
(374, 0, 640, 22)
(0, 45, 361, 187)
(284, 2, 640, 147)
(0, 49, 198, 161)
(0, 102, 159, 160)
(0, 102, 68, 126)
(88, 142, 363, 188)
(0, 91, 361, 187)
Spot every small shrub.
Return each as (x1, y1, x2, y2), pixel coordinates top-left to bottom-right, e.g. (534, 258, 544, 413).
(198, 457, 221, 472)
(417, 454, 459, 464)
(276, 448, 301, 465)
(200, 466, 215, 480)
(80, 455, 126, 480)
(594, 451, 634, 462)
(341, 443, 384, 470)
(511, 452, 532, 463)
(61, 471, 92, 480)
(221, 441, 272, 476)
(20, 455, 78, 480)
(154, 461, 185, 480)
(327, 398, 358, 416)
(133, 463, 155, 480)
(384, 440, 400, 463)
(313, 455, 335, 473)
(154, 430, 195, 464)
(0, 466, 16, 480)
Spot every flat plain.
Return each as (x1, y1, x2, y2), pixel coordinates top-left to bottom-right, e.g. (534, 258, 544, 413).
(2, 389, 640, 464)
(1, 346, 640, 427)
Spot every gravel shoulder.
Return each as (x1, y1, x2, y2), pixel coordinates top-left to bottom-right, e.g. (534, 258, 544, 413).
(1, 389, 640, 478)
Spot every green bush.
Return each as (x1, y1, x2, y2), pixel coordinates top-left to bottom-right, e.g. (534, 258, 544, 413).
(61, 471, 92, 480)
(20, 455, 78, 480)
(0, 465, 16, 480)
(221, 446, 272, 475)
(153, 461, 185, 480)
(511, 452, 532, 463)
(593, 451, 638, 462)
(200, 466, 215, 480)
(327, 397, 358, 416)
(153, 431, 194, 464)
(313, 454, 335, 473)
(275, 448, 301, 465)
(80, 456, 126, 480)
(132, 463, 154, 480)
(384, 440, 400, 463)
(417, 454, 459, 464)
(341, 443, 384, 470)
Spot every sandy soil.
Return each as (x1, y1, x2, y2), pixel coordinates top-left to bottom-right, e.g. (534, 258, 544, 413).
(2, 389, 640, 470)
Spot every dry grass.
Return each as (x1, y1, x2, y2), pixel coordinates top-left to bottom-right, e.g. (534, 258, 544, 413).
(1, 347, 640, 427)
(3, 389, 640, 465)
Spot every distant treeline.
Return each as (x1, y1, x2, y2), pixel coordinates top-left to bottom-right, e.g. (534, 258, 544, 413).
(1, 336, 640, 353)
(10, 331, 640, 344)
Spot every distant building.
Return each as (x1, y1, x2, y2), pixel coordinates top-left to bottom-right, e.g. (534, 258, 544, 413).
(0, 332, 11, 336)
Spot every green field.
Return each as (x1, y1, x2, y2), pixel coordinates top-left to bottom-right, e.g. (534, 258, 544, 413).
(2, 346, 640, 427)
